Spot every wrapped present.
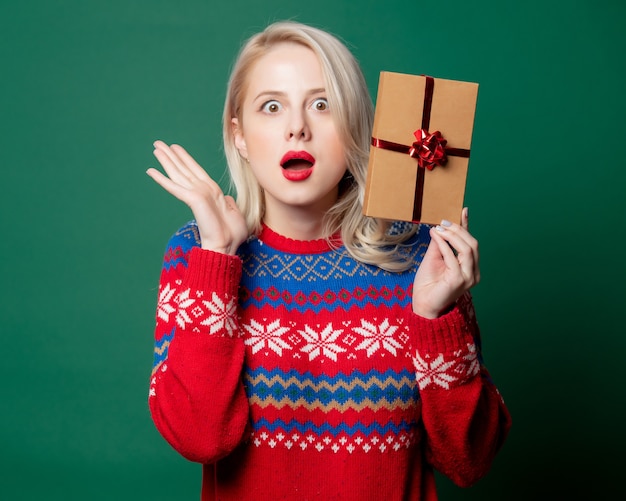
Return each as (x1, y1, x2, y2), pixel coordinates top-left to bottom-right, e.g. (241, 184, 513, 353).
(363, 71, 479, 225)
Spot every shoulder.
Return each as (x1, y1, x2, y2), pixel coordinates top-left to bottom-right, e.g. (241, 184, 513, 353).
(164, 220, 202, 254)
(388, 221, 432, 246)
(386, 222, 432, 269)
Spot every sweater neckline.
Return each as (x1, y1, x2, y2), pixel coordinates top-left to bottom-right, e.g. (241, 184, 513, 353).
(258, 224, 342, 254)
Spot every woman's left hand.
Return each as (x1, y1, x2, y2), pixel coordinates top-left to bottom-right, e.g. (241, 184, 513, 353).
(412, 208, 480, 318)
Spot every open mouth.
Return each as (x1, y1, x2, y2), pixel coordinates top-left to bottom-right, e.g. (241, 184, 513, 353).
(280, 151, 315, 181)
(280, 150, 316, 170)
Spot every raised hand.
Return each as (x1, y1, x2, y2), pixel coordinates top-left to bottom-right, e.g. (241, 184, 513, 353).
(412, 208, 480, 318)
(147, 140, 248, 255)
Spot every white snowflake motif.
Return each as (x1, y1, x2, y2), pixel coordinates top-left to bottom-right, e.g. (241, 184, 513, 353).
(200, 293, 237, 336)
(175, 288, 197, 329)
(299, 324, 345, 361)
(157, 283, 176, 322)
(243, 319, 291, 356)
(412, 351, 458, 390)
(462, 343, 480, 378)
(353, 319, 402, 357)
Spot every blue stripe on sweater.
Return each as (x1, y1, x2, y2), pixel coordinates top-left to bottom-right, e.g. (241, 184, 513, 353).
(252, 417, 415, 436)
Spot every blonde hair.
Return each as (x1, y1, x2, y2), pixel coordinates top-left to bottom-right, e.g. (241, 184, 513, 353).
(222, 21, 416, 272)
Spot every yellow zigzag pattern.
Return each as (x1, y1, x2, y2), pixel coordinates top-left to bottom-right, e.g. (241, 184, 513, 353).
(246, 372, 415, 392)
(248, 395, 416, 413)
(153, 341, 170, 358)
(151, 340, 171, 376)
(245, 373, 417, 413)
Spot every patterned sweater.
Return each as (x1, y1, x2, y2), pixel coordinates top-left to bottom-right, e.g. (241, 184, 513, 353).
(149, 221, 511, 501)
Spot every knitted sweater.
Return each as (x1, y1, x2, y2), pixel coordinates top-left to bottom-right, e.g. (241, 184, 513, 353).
(149, 221, 511, 501)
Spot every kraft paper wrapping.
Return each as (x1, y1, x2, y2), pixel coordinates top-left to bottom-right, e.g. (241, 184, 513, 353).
(363, 72, 479, 225)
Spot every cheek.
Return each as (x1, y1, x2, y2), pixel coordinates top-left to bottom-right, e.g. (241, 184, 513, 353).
(324, 131, 347, 165)
(322, 121, 345, 152)
(243, 126, 277, 159)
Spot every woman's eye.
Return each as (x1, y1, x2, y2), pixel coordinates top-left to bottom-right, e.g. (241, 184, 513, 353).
(262, 100, 282, 113)
(312, 98, 329, 111)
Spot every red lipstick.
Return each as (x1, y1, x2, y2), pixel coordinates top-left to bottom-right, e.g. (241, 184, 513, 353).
(280, 150, 315, 181)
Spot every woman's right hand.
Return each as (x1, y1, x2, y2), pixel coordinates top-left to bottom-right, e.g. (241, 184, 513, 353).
(147, 140, 248, 255)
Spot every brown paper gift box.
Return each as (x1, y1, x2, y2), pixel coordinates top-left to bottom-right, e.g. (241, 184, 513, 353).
(363, 71, 479, 225)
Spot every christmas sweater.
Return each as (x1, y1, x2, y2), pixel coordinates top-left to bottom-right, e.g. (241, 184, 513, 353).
(149, 221, 511, 501)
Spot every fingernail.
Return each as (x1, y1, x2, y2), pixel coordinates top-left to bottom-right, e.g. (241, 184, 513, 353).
(441, 219, 452, 227)
(435, 225, 446, 232)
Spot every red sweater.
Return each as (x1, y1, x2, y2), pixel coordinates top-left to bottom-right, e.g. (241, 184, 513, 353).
(149, 222, 511, 500)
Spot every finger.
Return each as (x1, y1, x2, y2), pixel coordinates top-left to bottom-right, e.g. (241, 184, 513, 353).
(146, 167, 192, 202)
(450, 214, 480, 282)
(436, 220, 478, 258)
(154, 140, 184, 167)
(460, 208, 480, 281)
(461, 207, 469, 231)
(433, 224, 478, 284)
(152, 145, 195, 187)
(429, 227, 462, 270)
(223, 195, 240, 213)
(155, 142, 224, 200)
(170, 144, 216, 184)
(154, 141, 190, 177)
(153, 141, 198, 185)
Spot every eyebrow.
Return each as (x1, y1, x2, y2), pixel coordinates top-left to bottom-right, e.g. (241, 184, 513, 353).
(252, 88, 326, 102)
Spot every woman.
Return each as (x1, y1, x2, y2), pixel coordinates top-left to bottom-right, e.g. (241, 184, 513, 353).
(147, 21, 510, 501)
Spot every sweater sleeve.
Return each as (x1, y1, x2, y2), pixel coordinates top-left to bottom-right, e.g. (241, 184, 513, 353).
(148, 227, 249, 464)
(409, 292, 512, 487)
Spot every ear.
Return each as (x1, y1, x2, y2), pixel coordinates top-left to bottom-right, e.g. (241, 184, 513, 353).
(231, 118, 248, 160)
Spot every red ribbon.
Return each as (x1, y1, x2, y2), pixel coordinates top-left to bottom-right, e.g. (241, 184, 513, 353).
(373, 129, 448, 171)
(370, 75, 470, 222)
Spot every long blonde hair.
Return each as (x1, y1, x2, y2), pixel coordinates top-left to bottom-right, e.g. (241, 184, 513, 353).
(222, 21, 416, 271)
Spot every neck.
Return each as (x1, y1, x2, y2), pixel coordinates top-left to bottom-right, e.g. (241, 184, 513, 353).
(263, 207, 328, 241)
(261, 185, 340, 240)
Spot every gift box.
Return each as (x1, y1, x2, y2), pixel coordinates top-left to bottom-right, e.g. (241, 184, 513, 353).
(363, 71, 479, 225)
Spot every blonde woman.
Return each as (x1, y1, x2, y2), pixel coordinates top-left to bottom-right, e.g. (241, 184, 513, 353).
(147, 21, 510, 501)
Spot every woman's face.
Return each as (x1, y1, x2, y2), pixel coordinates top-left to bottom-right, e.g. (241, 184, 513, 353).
(232, 42, 347, 226)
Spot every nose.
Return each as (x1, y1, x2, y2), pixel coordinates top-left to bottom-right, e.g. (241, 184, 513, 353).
(286, 109, 311, 141)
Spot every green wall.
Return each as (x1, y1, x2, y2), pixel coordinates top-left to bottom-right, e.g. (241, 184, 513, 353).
(1, 1, 624, 499)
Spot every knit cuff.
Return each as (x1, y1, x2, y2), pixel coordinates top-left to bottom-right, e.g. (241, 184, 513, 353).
(183, 247, 242, 297)
(410, 305, 475, 356)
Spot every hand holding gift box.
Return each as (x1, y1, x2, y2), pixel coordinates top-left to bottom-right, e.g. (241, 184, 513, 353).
(363, 72, 479, 225)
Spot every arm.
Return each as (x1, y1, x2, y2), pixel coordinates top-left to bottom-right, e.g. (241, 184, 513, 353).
(410, 293, 511, 487)
(148, 229, 250, 463)
(146, 141, 251, 463)
(410, 209, 511, 485)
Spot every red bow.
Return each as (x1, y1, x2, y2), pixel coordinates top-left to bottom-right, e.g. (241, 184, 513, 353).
(408, 129, 448, 170)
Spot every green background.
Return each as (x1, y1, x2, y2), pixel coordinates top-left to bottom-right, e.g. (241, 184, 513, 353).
(1, 0, 624, 499)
